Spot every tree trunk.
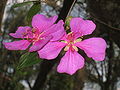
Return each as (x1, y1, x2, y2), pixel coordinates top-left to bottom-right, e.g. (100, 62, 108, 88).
(0, 0, 7, 31)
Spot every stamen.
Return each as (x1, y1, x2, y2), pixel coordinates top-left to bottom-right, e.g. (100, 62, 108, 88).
(72, 46, 78, 51)
(64, 45, 69, 51)
(22, 32, 26, 35)
(61, 40, 67, 43)
(32, 28, 36, 33)
(74, 38, 82, 43)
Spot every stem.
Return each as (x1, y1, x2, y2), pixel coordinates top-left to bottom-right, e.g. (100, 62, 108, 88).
(57, 0, 77, 22)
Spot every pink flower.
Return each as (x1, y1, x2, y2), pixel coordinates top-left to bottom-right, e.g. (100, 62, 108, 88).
(38, 18, 107, 75)
(3, 14, 65, 52)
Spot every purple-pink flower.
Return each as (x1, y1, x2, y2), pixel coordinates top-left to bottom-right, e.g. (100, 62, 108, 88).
(3, 14, 65, 52)
(3, 14, 107, 75)
(38, 18, 107, 75)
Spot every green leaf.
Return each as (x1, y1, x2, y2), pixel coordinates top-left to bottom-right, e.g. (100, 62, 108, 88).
(12, 1, 33, 8)
(17, 52, 42, 70)
(26, 2, 41, 22)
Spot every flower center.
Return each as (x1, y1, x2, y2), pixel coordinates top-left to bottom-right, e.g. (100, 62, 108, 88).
(64, 40, 79, 52)
(23, 28, 44, 44)
(62, 33, 82, 52)
(32, 28, 44, 44)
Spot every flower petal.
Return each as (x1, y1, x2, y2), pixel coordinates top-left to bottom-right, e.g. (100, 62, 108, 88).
(75, 38, 107, 61)
(9, 26, 32, 38)
(70, 18, 96, 36)
(3, 40, 30, 50)
(65, 32, 80, 42)
(42, 20, 65, 41)
(29, 36, 52, 52)
(32, 14, 58, 32)
(38, 42, 66, 59)
(57, 49, 85, 75)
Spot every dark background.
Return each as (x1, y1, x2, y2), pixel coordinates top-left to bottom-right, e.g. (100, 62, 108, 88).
(0, 0, 120, 90)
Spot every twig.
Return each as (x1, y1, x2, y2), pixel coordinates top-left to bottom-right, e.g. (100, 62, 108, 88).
(66, 0, 76, 17)
(57, 0, 77, 22)
(92, 16, 120, 31)
(26, 79, 32, 89)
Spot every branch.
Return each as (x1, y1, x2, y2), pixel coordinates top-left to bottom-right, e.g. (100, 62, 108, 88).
(57, 0, 76, 22)
(91, 15, 120, 31)
(31, 60, 57, 90)
(0, 0, 8, 32)
(25, 79, 32, 89)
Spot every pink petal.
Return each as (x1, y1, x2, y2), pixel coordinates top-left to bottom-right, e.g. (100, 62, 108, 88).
(38, 42, 66, 59)
(57, 49, 85, 75)
(29, 36, 52, 52)
(60, 32, 78, 42)
(65, 32, 80, 42)
(3, 40, 30, 50)
(75, 38, 107, 61)
(9, 26, 32, 38)
(60, 33, 67, 41)
(42, 20, 65, 41)
(32, 14, 58, 32)
(70, 18, 96, 36)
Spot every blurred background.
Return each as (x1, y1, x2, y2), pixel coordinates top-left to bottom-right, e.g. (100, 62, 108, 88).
(0, 0, 120, 90)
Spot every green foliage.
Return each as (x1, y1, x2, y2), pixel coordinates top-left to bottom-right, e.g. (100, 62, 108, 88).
(12, 1, 33, 8)
(17, 52, 42, 70)
(12, 1, 41, 24)
(26, 2, 41, 22)
(65, 16, 72, 26)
